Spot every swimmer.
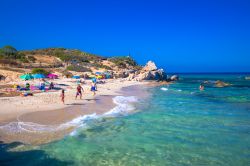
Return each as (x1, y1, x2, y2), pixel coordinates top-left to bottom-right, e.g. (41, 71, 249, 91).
(199, 84, 205, 91)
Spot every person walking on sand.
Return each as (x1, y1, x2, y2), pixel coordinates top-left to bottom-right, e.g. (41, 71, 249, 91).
(76, 84, 84, 99)
(91, 81, 97, 96)
(60, 89, 65, 104)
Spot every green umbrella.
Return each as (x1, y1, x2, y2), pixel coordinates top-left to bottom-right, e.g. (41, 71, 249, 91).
(20, 74, 34, 80)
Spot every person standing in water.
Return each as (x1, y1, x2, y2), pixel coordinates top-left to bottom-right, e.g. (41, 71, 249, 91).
(60, 89, 65, 104)
(76, 84, 84, 99)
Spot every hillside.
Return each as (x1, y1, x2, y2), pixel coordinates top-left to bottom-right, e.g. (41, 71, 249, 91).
(0, 46, 142, 81)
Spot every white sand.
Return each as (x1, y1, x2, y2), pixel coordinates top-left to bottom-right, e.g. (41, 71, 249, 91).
(0, 78, 145, 124)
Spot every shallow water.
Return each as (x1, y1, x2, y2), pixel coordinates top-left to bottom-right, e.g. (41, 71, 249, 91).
(1, 74, 250, 166)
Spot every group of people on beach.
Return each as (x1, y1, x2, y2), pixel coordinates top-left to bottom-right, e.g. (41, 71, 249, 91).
(60, 80, 97, 104)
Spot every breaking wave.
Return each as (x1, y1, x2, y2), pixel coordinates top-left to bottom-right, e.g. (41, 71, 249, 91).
(104, 96, 138, 116)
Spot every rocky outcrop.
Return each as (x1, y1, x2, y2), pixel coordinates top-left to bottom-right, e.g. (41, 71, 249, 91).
(114, 71, 129, 78)
(142, 61, 157, 71)
(170, 75, 179, 81)
(214, 80, 230, 87)
(126, 73, 135, 81)
(133, 61, 167, 81)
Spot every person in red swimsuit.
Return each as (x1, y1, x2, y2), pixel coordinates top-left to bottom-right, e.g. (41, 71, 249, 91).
(75, 84, 84, 99)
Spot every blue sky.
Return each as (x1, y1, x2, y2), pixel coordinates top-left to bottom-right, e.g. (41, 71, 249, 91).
(1, 0, 250, 72)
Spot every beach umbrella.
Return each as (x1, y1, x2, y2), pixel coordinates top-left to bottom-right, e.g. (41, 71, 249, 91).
(47, 73, 58, 79)
(92, 77, 97, 83)
(20, 74, 34, 80)
(88, 74, 96, 78)
(33, 73, 46, 79)
(72, 75, 80, 79)
(96, 75, 103, 79)
(95, 72, 102, 75)
(104, 72, 111, 79)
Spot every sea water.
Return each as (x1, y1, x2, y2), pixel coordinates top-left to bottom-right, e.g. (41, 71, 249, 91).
(0, 74, 250, 166)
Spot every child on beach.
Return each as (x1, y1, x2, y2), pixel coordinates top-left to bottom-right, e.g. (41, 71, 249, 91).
(61, 89, 65, 104)
(25, 83, 30, 90)
(49, 82, 54, 90)
(76, 84, 84, 99)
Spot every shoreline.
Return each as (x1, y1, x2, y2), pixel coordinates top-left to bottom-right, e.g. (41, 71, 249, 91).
(0, 79, 149, 144)
(0, 79, 146, 124)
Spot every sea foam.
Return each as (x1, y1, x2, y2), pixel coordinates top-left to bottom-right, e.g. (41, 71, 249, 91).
(160, 87, 168, 91)
(104, 96, 138, 116)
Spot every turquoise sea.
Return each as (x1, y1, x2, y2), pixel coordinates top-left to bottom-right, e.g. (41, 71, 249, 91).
(1, 74, 250, 166)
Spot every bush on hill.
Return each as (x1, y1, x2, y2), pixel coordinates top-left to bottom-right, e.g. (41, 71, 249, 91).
(1, 45, 17, 57)
(31, 68, 49, 75)
(0, 46, 32, 64)
(109, 56, 137, 68)
(27, 56, 36, 62)
(66, 65, 91, 72)
(22, 48, 100, 63)
(91, 63, 112, 70)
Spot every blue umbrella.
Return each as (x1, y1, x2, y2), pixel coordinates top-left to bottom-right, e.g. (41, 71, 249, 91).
(33, 73, 45, 79)
(20, 74, 34, 80)
(92, 78, 97, 83)
(95, 72, 102, 75)
(72, 75, 80, 79)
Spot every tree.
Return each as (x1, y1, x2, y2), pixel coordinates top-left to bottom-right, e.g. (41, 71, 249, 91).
(2, 45, 17, 57)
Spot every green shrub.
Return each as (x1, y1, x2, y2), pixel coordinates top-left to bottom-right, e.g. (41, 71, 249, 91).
(2, 45, 17, 56)
(109, 56, 137, 67)
(31, 68, 49, 75)
(91, 63, 112, 70)
(19, 57, 29, 63)
(27, 56, 36, 62)
(66, 65, 91, 72)
(0, 49, 4, 56)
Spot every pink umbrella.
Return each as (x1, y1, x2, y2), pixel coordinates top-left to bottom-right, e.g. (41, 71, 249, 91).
(47, 73, 58, 79)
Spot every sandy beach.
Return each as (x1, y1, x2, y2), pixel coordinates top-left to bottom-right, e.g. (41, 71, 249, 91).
(0, 78, 148, 144)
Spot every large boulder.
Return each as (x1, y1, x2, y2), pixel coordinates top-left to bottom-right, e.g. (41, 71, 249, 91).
(114, 71, 128, 78)
(126, 73, 135, 81)
(142, 61, 157, 71)
(136, 69, 167, 81)
(214, 80, 230, 87)
(170, 75, 179, 81)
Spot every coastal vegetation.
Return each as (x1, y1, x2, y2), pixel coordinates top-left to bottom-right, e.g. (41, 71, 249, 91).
(0, 45, 31, 63)
(66, 65, 91, 72)
(0, 46, 141, 71)
(0, 45, 144, 81)
(0, 45, 170, 82)
(108, 56, 137, 68)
